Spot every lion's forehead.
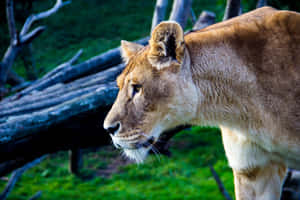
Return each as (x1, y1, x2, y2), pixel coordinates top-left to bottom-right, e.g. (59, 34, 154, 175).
(117, 47, 154, 89)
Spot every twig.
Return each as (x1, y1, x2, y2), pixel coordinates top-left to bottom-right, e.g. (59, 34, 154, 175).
(6, 0, 17, 44)
(20, 26, 46, 45)
(0, 156, 46, 200)
(28, 191, 42, 200)
(42, 49, 83, 80)
(20, 0, 71, 36)
(190, 8, 197, 25)
(0, 0, 70, 97)
(209, 165, 233, 200)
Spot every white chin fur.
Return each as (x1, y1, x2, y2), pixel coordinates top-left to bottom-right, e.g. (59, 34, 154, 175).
(123, 147, 150, 164)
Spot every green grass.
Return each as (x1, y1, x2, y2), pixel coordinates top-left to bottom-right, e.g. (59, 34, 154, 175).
(0, 127, 234, 200)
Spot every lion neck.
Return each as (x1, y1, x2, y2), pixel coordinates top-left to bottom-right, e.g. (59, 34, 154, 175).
(187, 42, 262, 131)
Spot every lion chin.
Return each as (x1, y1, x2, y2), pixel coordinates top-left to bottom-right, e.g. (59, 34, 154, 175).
(123, 147, 151, 164)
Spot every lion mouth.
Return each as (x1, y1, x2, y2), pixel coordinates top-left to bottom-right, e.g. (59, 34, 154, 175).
(134, 136, 156, 149)
(111, 135, 158, 163)
(111, 134, 156, 150)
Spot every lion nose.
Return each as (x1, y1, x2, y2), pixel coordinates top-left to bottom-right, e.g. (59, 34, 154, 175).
(105, 122, 120, 136)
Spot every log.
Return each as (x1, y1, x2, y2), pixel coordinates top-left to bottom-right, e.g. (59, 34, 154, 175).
(0, 0, 216, 176)
(2, 38, 148, 103)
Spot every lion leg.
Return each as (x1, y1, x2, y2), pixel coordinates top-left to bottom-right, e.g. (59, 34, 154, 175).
(233, 163, 287, 200)
(220, 126, 287, 200)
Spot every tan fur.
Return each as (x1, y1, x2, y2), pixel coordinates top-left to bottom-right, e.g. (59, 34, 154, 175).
(104, 7, 300, 199)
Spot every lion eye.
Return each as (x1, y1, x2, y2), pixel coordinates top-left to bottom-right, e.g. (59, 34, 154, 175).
(132, 84, 142, 97)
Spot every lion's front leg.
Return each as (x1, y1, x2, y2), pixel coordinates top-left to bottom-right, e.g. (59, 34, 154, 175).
(233, 163, 287, 200)
(220, 126, 287, 200)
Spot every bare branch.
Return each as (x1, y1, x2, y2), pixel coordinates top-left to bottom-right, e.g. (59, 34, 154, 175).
(67, 49, 83, 65)
(151, 0, 168, 32)
(41, 49, 83, 81)
(169, 0, 193, 29)
(256, 0, 267, 8)
(0, 156, 45, 200)
(20, 0, 71, 36)
(6, 0, 17, 44)
(0, 0, 70, 96)
(223, 0, 241, 21)
(193, 11, 216, 30)
(28, 191, 42, 200)
(190, 8, 197, 25)
(209, 165, 233, 200)
(21, 26, 46, 45)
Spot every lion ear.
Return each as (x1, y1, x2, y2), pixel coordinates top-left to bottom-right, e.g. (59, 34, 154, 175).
(121, 40, 144, 63)
(148, 21, 185, 70)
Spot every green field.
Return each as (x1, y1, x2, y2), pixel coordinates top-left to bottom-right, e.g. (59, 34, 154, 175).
(1, 0, 298, 199)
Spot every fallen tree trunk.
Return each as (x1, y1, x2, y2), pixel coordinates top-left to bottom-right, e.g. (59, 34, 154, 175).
(0, 1, 210, 175)
(2, 38, 148, 103)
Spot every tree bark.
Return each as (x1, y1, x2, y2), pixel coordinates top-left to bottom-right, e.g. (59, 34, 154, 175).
(223, 0, 241, 21)
(193, 11, 216, 30)
(151, 0, 168, 32)
(169, 0, 193, 29)
(0, 0, 213, 176)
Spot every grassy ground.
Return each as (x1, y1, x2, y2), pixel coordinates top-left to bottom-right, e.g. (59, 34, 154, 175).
(0, 0, 263, 199)
(0, 127, 235, 200)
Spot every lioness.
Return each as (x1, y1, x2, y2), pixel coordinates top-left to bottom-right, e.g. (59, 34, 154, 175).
(104, 7, 300, 200)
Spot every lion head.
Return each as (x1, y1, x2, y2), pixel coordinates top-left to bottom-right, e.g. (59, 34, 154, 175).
(103, 22, 198, 163)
